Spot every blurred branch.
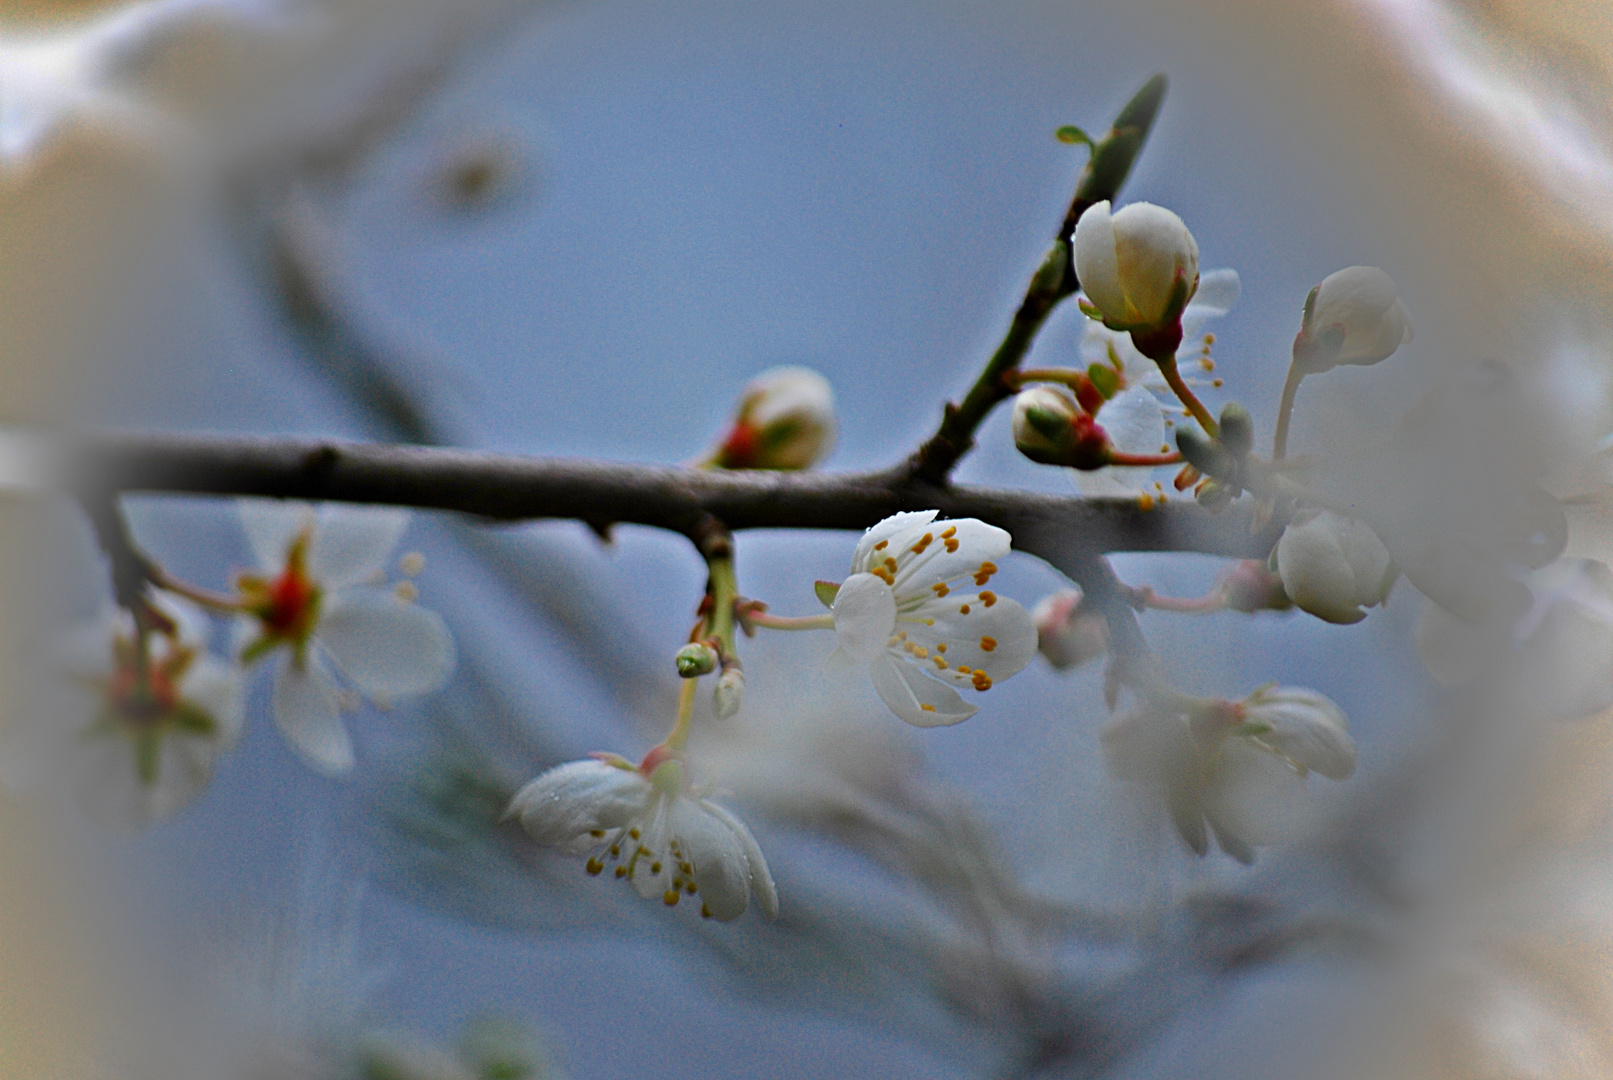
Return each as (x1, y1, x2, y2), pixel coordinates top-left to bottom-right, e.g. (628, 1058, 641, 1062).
(905, 74, 1167, 485)
(73, 431, 1280, 564)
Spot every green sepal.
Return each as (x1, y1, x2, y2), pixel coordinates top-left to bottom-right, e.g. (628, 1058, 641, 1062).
(1086, 363, 1121, 399)
(1217, 402, 1254, 459)
(814, 580, 841, 609)
(1055, 125, 1094, 148)
(1176, 428, 1233, 478)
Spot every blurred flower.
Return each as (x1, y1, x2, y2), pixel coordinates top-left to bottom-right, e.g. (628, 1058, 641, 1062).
(1101, 685, 1353, 862)
(1073, 200, 1199, 339)
(508, 755, 778, 922)
(1217, 559, 1292, 613)
(829, 511, 1036, 725)
(1292, 265, 1413, 372)
(709, 366, 836, 470)
(1031, 588, 1107, 670)
(1276, 509, 1395, 624)
(6, 594, 243, 828)
(235, 500, 455, 776)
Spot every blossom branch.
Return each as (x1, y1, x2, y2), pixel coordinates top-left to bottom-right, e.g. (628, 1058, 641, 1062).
(72, 432, 1281, 564)
(905, 74, 1167, 485)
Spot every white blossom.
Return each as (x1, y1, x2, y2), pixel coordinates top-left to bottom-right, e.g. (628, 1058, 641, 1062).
(711, 366, 836, 470)
(1293, 265, 1414, 372)
(508, 755, 778, 922)
(4, 594, 242, 828)
(1072, 200, 1199, 334)
(828, 511, 1037, 726)
(1101, 686, 1354, 862)
(1276, 509, 1395, 625)
(235, 499, 454, 776)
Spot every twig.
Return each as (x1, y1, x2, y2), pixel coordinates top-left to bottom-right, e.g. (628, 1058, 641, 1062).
(905, 74, 1168, 485)
(71, 432, 1280, 562)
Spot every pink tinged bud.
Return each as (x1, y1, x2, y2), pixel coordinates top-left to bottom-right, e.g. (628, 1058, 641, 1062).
(1219, 559, 1292, 613)
(1073, 200, 1200, 335)
(715, 366, 836, 470)
(1011, 387, 1111, 469)
(1031, 588, 1109, 670)
(1293, 266, 1413, 371)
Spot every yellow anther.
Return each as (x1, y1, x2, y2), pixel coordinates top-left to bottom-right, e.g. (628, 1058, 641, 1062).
(629, 828, 640, 840)
(1160, 444, 1171, 453)
(1138, 493, 1157, 510)
(609, 845, 621, 857)
(884, 557, 898, 573)
(944, 538, 959, 553)
(959, 604, 971, 615)
(590, 829, 605, 838)
(941, 526, 957, 539)
(980, 636, 997, 652)
(935, 643, 947, 653)
(1204, 333, 1216, 346)
(911, 532, 934, 554)
(911, 646, 928, 660)
(1212, 378, 1224, 388)
(702, 903, 713, 918)
(874, 540, 888, 551)
(921, 703, 936, 713)
(957, 665, 972, 675)
(394, 581, 418, 603)
(980, 591, 997, 607)
(615, 866, 628, 878)
(664, 889, 681, 906)
(932, 582, 950, 597)
(933, 656, 947, 670)
(399, 551, 426, 577)
(972, 671, 993, 691)
(586, 857, 604, 876)
(650, 861, 662, 874)
(687, 882, 698, 894)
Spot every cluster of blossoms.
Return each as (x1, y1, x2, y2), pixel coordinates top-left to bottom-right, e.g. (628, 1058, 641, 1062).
(11, 500, 455, 825)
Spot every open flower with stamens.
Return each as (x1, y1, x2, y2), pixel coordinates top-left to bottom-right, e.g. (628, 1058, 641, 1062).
(508, 754, 778, 922)
(1101, 686, 1355, 862)
(4, 594, 243, 828)
(234, 499, 454, 776)
(827, 511, 1037, 726)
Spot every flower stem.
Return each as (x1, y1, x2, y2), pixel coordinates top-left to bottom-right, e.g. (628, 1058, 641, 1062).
(1128, 586, 1227, 615)
(1153, 353, 1219, 437)
(1108, 451, 1184, 467)
(1272, 361, 1305, 460)
(148, 568, 250, 613)
(707, 556, 740, 661)
(746, 611, 835, 631)
(664, 677, 698, 753)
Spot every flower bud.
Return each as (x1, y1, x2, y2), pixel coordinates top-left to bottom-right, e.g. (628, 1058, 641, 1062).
(675, 642, 718, 678)
(714, 664, 745, 719)
(1217, 402, 1253, 459)
(714, 366, 836, 470)
(1073, 200, 1199, 335)
(1011, 387, 1110, 469)
(1031, 588, 1108, 670)
(1238, 685, 1356, 780)
(1275, 510, 1394, 625)
(1292, 266, 1413, 372)
(1218, 559, 1291, 613)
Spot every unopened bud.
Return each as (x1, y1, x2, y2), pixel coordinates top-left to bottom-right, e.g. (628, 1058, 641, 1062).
(1218, 559, 1291, 613)
(1292, 266, 1413, 372)
(1176, 428, 1233, 479)
(675, 642, 718, 678)
(1012, 388, 1110, 469)
(1031, 588, 1108, 670)
(1073, 201, 1200, 337)
(714, 367, 836, 470)
(1276, 509, 1394, 624)
(1217, 402, 1253, 459)
(714, 664, 745, 719)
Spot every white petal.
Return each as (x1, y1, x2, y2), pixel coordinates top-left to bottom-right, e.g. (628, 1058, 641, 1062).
(147, 592, 213, 649)
(1111, 202, 1197, 325)
(1528, 599, 1613, 719)
(181, 657, 246, 749)
(1184, 267, 1240, 323)
(889, 518, 1012, 597)
(908, 593, 1037, 684)
(1090, 385, 1168, 495)
(1415, 600, 1487, 686)
(238, 498, 315, 571)
(1099, 708, 1195, 784)
(673, 798, 750, 921)
(628, 798, 675, 900)
(700, 798, 778, 919)
(851, 511, 938, 573)
(832, 573, 898, 663)
(1073, 201, 1129, 321)
(310, 504, 410, 589)
(868, 654, 976, 726)
(146, 734, 219, 821)
(1247, 689, 1355, 780)
(272, 655, 353, 776)
(316, 588, 455, 699)
(1203, 741, 1308, 849)
(508, 760, 650, 852)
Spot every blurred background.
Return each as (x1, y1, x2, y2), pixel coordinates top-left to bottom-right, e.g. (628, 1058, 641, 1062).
(6, 1, 1613, 1077)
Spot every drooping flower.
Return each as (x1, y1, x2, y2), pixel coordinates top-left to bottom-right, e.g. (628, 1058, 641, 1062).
(1101, 685, 1355, 862)
(709, 366, 836, 470)
(1292, 265, 1414, 372)
(1073, 200, 1200, 339)
(827, 511, 1037, 725)
(6, 594, 242, 828)
(1276, 509, 1395, 625)
(507, 755, 778, 922)
(235, 499, 455, 776)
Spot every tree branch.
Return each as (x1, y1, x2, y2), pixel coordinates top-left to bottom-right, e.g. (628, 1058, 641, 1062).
(72, 431, 1279, 562)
